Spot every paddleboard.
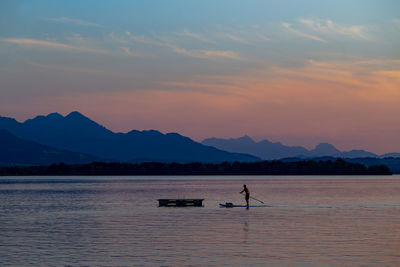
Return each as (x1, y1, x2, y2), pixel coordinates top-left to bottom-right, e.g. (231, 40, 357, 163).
(219, 203, 270, 208)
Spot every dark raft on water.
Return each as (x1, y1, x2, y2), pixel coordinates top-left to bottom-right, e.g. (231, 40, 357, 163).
(0, 159, 392, 176)
(158, 199, 204, 207)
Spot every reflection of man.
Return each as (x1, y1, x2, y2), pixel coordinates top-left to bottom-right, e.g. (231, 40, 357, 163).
(243, 222, 249, 243)
(243, 222, 249, 232)
(240, 184, 250, 208)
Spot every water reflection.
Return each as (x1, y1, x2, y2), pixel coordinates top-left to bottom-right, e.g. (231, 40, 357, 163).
(2, 176, 400, 266)
(243, 221, 249, 243)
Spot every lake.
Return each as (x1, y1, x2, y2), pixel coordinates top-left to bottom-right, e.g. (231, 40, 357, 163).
(1, 176, 400, 266)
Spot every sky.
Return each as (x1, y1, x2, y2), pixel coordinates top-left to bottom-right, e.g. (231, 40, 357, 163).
(0, 0, 399, 154)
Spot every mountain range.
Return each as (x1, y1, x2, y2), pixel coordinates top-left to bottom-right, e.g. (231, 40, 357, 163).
(0, 112, 259, 165)
(202, 135, 398, 160)
(0, 111, 399, 172)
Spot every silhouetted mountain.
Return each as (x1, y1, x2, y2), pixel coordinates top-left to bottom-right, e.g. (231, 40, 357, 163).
(3, 112, 114, 149)
(202, 136, 380, 159)
(0, 129, 102, 166)
(308, 143, 341, 157)
(0, 112, 259, 163)
(202, 135, 308, 160)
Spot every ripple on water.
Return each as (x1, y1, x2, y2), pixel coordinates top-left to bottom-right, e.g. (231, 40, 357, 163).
(1, 176, 400, 266)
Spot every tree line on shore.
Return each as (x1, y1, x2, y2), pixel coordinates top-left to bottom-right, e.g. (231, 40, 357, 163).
(0, 159, 392, 176)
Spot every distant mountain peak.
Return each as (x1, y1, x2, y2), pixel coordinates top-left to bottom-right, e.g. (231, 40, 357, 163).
(66, 111, 89, 120)
(64, 111, 111, 130)
(314, 142, 338, 150)
(311, 142, 341, 156)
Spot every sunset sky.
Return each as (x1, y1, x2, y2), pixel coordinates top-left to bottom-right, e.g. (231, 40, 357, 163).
(1, 0, 399, 154)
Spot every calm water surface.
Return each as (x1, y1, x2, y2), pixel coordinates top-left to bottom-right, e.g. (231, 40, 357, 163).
(1, 176, 400, 266)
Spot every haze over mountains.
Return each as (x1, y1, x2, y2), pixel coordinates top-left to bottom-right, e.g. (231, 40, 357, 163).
(0, 112, 259, 165)
(202, 135, 397, 160)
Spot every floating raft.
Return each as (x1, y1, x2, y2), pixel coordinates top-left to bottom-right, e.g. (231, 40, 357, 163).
(158, 199, 204, 207)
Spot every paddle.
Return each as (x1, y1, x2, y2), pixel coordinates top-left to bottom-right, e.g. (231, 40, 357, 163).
(240, 192, 265, 204)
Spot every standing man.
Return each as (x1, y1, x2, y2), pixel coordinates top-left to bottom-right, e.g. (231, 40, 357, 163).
(240, 184, 250, 208)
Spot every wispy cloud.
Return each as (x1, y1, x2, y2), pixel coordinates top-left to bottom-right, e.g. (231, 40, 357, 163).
(256, 33, 272, 42)
(46, 17, 102, 27)
(282, 22, 326, 42)
(167, 44, 241, 60)
(271, 59, 400, 93)
(202, 49, 241, 59)
(110, 31, 242, 60)
(1, 38, 114, 55)
(218, 32, 250, 44)
(125, 32, 162, 46)
(178, 29, 215, 44)
(299, 18, 370, 40)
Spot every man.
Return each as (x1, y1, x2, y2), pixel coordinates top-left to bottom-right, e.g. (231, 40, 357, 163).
(240, 184, 250, 208)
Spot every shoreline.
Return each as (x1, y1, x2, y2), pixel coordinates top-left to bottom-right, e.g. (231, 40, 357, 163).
(0, 159, 392, 176)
